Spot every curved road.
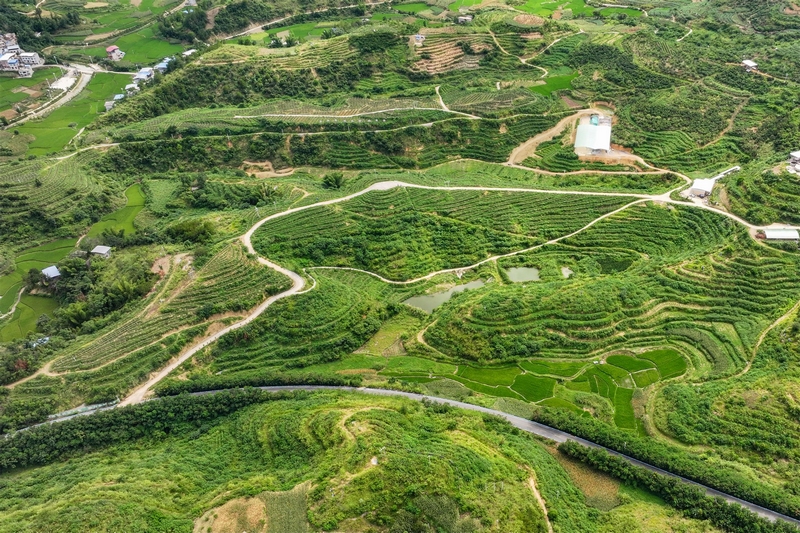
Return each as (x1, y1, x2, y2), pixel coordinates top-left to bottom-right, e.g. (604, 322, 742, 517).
(238, 386, 800, 526)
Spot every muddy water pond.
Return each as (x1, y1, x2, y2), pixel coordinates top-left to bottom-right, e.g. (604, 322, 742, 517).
(404, 280, 485, 313)
(506, 267, 540, 282)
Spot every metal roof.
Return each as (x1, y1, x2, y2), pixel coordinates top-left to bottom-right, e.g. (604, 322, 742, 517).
(42, 266, 61, 278)
(691, 178, 716, 194)
(575, 124, 611, 151)
(91, 245, 111, 254)
(742, 59, 757, 67)
(764, 229, 799, 240)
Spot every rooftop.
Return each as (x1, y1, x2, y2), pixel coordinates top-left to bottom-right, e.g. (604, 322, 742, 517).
(764, 229, 800, 240)
(91, 245, 111, 254)
(691, 178, 716, 194)
(575, 123, 612, 151)
(42, 265, 61, 279)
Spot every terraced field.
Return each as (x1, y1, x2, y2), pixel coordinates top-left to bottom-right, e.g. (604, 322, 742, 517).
(252, 187, 632, 280)
(48, 243, 290, 373)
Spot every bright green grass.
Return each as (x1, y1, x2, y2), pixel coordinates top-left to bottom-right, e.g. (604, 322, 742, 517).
(396, 2, 429, 13)
(540, 397, 583, 414)
(631, 369, 660, 388)
(530, 73, 579, 96)
(511, 374, 556, 402)
(447, 376, 523, 399)
(447, 0, 481, 11)
(0, 294, 58, 341)
(16, 73, 131, 155)
(520, 360, 587, 377)
(606, 355, 655, 373)
(252, 22, 325, 42)
(87, 184, 145, 237)
(146, 179, 179, 211)
(382, 356, 457, 376)
(613, 387, 636, 430)
(516, 0, 592, 16)
(600, 7, 642, 17)
(81, 28, 182, 63)
(0, 239, 75, 311)
(639, 349, 687, 379)
(456, 365, 521, 386)
(0, 68, 61, 111)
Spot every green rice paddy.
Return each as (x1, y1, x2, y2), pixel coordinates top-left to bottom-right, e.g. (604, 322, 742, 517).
(530, 73, 579, 96)
(516, 0, 592, 16)
(16, 73, 132, 155)
(0, 294, 58, 342)
(87, 184, 146, 237)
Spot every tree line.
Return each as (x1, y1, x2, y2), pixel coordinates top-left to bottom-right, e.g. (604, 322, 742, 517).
(558, 441, 799, 533)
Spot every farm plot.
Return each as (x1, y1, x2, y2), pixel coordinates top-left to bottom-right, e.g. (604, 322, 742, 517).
(412, 34, 494, 74)
(0, 294, 59, 342)
(425, 203, 800, 380)
(49, 243, 290, 372)
(0, 68, 62, 113)
(87, 184, 145, 237)
(16, 73, 132, 155)
(252, 187, 631, 281)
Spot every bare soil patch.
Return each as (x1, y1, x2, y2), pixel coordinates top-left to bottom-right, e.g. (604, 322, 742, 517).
(84, 2, 108, 7)
(785, 3, 800, 14)
(0, 109, 19, 120)
(85, 31, 115, 42)
(206, 6, 221, 29)
(552, 449, 621, 511)
(130, 0, 141, 7)
(194, 497, 267, 533)
(520, 32, 543, 40)
(561, 95, 582, 109)
(513, 14, 544, 25)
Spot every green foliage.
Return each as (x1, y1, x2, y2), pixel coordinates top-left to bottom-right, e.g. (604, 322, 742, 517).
(558, 441, 800, 533)
(536, 407, 800, 520)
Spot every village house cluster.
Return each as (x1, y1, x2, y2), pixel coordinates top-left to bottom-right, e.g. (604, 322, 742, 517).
(0, 33, 43, 78)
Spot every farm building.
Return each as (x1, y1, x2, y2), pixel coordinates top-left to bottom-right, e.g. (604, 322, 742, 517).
(42, 266, 61, 280)
(133, 67, 154, 84)
(18, 64, 32, 78)
(690, 178, 716, 197)
(764, 229, 800, 240)
(742, 59, 758, 71)
(106, 45, 125, 61)
(790, 151, 800, 165)
(113, 93, 125, 101)
(154, 61, 170, 74)
(125, 83, 139, 95)
(457, 15, 473, 23)
(91, 245, 112, 258)
(182, 49, 197, 57)
(104, 101, 116, 111)
(574, 115, 612, 156)
(413, 34, 425, 46)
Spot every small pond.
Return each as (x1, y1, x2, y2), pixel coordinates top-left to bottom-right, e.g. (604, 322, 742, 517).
(404, 280, 485, 313)
(506, 267, 540, 282)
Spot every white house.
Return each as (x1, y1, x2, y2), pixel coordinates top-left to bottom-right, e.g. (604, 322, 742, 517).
(18, 64, 33, 78)
(104, 100, 116, 111)
(182, 49, 197, 57)
(19, 52, 42, 65)
(764, 229, 800, 240)
(125, 83, 139, 95)
(457, 15, 473, 23)
(133, 67, 154, 84)
(42, 266, 61, 280)
(742, 59, 758, 71)
(91, 245, 112, 258)
(0, 52, 18, 71)
(789, 151, 800, 165)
